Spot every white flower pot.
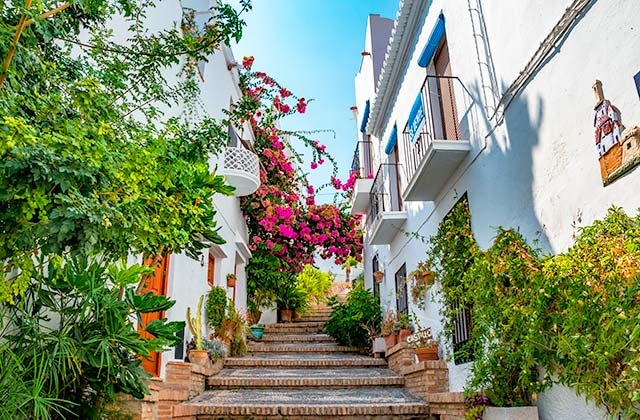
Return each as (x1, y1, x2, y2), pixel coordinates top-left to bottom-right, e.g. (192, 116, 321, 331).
(483, 406, 538, 420)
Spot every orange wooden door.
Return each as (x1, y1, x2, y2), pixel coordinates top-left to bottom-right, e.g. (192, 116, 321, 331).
(139, 255, 170, 376)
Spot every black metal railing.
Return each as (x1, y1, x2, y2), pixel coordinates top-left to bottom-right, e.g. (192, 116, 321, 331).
(367, 163, 402, 228)
(350, 139, 373, 178)
(401, 75, 472, 186)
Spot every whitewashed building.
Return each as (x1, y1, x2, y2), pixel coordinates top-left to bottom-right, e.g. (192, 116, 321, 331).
(350, 1, 640, 418)
(113, 0, 258, 378)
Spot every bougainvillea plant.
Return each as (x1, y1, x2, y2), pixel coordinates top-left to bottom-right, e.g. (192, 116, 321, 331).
(229, 57, 363, 297)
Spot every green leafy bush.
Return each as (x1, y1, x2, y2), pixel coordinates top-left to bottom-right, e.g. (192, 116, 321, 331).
(2, 255, 184, 419)
(325, 283, 381, 349)
(206, 286, 228, 332)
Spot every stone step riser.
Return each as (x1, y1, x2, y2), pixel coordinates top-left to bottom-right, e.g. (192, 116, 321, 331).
(263, 328, 325, 335)
(258, 335, 335, 343)
(224, 359, 387, 369)
(208, 379, 405, 388)
(247, 346, 357, 353)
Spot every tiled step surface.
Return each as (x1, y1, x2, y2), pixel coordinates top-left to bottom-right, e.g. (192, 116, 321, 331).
(178, 388, 429, 419)
(259, 333, 335, 343)
(208, 367, 405, 388)
(224, 353, 388, 368)
(248, 342, 358, 353)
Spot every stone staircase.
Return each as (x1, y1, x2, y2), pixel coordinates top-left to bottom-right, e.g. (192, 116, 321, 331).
(177, 304, 431, 419)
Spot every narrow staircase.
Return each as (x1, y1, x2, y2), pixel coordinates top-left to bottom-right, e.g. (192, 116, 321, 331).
(179, 304, 430, 419)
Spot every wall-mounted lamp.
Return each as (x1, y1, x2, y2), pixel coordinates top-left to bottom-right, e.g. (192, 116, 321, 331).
(200, 253, 206, 267)
(227, 62, 239, 71)
(361, 51, 371, 57)
(350, 105, 358, 121)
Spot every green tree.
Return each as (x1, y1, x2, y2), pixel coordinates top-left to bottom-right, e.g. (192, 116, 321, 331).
(0, 0, 249, 302)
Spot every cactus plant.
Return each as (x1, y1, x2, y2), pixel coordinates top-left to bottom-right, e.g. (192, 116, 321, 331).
(186, 295, 204, 350)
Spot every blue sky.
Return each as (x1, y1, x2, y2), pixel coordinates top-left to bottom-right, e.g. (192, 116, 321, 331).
(230, 0, 399, 202)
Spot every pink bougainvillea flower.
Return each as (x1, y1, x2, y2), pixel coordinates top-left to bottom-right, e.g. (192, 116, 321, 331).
(279, 87, 292, 98)
(242, 56, 255, 70)
(310, 161, 318, 170)
(296, 98, 307, 114)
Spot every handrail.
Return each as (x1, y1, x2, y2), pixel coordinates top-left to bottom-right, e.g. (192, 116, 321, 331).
(367, 163, 402, 227)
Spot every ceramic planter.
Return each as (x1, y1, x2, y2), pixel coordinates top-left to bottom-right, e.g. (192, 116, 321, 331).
(384, 333, 398, 349)
(398, 328, 412, 342)
(414, 345, 439, 361)
(249, 325, 264, 339)
(372, 337, 387, 354)
(374, 271, 384, 283)
(483, 406, 538, 420)
(227, 276, 236, 287)
(188, 349, 210, 368)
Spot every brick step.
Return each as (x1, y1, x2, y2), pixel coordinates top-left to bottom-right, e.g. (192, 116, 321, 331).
(177, 388, 430, 419)
(258, 333, 335, 343)
(294, 316, 330, 322)
(248, 343, 358, 353)
(263, 326, 325, 335)
(224, 353, 387, 368)
(265, 321, 326, 329)
(207, 368, 404, 389)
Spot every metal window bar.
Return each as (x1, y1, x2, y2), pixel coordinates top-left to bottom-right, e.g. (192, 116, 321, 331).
(452, 298, 474, 364)
(367, 163, 402, 228)
(401, 75, 472, 188)
(395, 265, 408, 316)
(350, 139, 373, 178)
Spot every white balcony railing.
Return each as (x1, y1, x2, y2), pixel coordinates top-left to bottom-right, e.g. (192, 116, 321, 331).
(222, 146, 260, 196)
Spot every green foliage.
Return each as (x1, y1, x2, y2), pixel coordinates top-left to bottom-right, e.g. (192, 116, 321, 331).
(325, 283, 382, 349)
(427, 195, 478, 360)
(201, 338, 227, 362)
(1, 255, 184, 419)
(465, 229, 548, 407)
(206, 286, 228, 332)
(274, 283, 309, 312)
(541, 207, 640, 418)
(0, 0, 248, 304)
(296, 265, 334, 303)
(217, 300, 249, 357)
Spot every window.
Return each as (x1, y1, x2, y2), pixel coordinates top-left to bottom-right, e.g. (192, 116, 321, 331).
(372, 255, 380, 304)
(395, 264, 408, 315)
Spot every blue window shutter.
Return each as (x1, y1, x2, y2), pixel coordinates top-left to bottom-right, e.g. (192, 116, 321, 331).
(384, 124, 398, 155)
(360, 100, 371, 133)
(418, 13, 446, 68)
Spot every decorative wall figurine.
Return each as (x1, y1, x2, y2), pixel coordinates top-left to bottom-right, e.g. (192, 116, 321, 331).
(592, 80, 639, 185)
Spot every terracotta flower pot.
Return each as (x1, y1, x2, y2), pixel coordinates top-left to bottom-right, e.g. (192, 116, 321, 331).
(279, 309, 293, 323)
(414, 345, 439, 361)
(227, 277, 236, 287)
(398, 328, 412, 342)
(373, 271, 384, 283)
(384, 333, 398, 349)
(188, 349, 210, 368)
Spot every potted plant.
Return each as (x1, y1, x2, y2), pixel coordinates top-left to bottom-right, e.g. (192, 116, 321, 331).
(380, 309, 398, 349)
(406, 327, 439, 361)
(392, 313, 414, 342)
(249, 323, 265, 339)
(373, 270, 384, 283)
(217, 300, 250, 356)
(186, 295, 209, 367)
(275, 284, 307, 323)
(409, 261, 435, 308)
(247, 288, 275, 325)
(186, 337, 227, 373)
(226, 273, 237, 288)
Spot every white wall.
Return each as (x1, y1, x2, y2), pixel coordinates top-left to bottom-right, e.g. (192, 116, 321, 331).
(359, 0, 639, 417)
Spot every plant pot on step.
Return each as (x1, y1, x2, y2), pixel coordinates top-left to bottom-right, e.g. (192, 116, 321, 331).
(188, 349, 210, 368)
(249, 324, 264, 339)
(414, 345, 439, 362)
(398, 328, 412, 342)
(292, 311, 303, 321)
(384, 333, 398, 349)
(483, 406, 539, 420)
(279, 309, 293, 323)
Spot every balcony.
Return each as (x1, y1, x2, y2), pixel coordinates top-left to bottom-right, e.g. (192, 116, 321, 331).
(402, 75, 472, 202)
(349, 140, 374, 215)
(221, 145, 260, 196)
(366, 163, 407, 245)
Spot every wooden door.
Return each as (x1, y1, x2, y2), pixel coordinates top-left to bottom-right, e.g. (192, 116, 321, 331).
(434, 38, 460, 140)
(139, 255, 170, 376)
